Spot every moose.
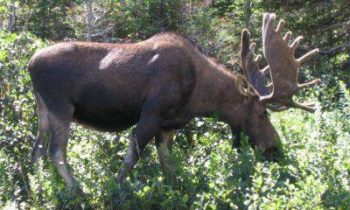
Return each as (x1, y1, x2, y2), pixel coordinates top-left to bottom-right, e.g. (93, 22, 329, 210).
(29, 13, 320, 188)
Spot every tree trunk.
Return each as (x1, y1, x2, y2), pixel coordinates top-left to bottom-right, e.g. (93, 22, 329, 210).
(244, 0, 251, 30)
(119, 0, 126, 16)
(0, 15, 3, 30)
(190, 0, 195, 14)
(85, 0, 93, 41)
(120, 0, 126, 7)
(159, 0, 166, 31)
(7, 1, 15, 32)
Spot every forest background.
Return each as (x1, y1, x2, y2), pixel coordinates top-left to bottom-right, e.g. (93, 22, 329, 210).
(0, 0, 350, 209)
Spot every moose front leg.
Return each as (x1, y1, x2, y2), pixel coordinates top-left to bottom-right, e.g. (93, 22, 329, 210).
(116, 114, 160, 182)
(155, 130, 176, 182)
(231, 126, 241, 149)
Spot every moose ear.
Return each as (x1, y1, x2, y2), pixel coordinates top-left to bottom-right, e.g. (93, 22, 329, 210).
(235, 75, 257, 97)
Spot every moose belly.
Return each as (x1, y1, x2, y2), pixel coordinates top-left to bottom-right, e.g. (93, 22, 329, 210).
(73, 106, 140, 132)
(72, 87, 142, 132)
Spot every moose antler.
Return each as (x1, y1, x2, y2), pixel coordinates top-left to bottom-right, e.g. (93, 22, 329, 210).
(240, 29, 289, 112)
(240, 13, 320, 112)
(240, 29, 270, 96)
(260, 13, 320, 112)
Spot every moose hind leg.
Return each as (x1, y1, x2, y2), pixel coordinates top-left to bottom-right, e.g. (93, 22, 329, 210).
(155, 130, 176, 182)
(116, 136, 139, 182)
(48, 113, 75, 188)
(31, 93, 50, 163)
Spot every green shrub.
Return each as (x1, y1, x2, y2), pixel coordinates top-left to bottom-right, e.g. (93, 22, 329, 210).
(1, 30, 349, 209)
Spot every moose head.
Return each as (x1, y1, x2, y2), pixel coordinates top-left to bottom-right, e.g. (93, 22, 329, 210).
(234, 13, 320, 155)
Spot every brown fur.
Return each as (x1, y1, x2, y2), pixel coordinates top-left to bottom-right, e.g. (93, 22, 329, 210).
(29, 32, 280, 187)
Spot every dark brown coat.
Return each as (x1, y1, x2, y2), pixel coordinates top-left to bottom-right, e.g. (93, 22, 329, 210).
(29, 32, 280, 187)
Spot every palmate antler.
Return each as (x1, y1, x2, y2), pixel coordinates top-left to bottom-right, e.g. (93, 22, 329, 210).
(240, 29, 270, 96)
(240, 13, 320, 112)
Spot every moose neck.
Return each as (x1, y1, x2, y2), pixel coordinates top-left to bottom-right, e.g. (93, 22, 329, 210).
(189, 54, 247, 124)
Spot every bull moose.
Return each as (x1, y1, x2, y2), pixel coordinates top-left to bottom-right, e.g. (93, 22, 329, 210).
(29, 13, 320, 188)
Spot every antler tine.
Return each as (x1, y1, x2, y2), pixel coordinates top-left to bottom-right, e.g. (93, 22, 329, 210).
(263, 13, 276, 34)
(261, 66, 270, 76)
(290, 36, 303, 53)
(297, 48, 319, 65)
(290, 102, 317, 113)
(255, 55, 262, 62)
(250, 42, 256, 52)
(283, 31, 292, 42)
(240, 29, 270, 96)
(298, 78, 321, 90)
(276, 19, 285, 35)
(262, 13, 277, 57)
(266, 104, 289, 112)
(260, 13, 320, 112)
